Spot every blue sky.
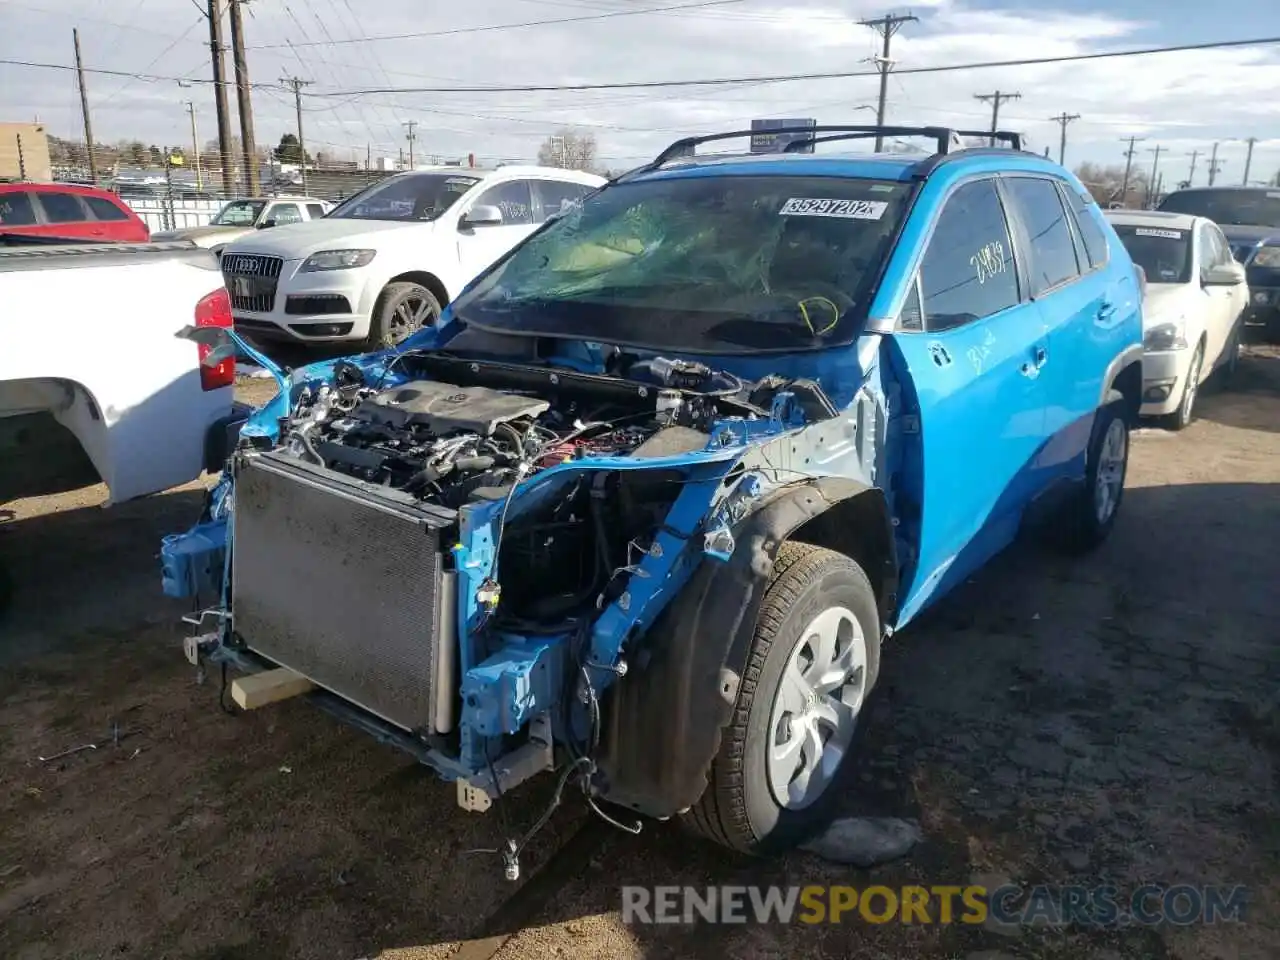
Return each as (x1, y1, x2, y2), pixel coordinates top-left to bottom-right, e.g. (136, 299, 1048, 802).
(3, 0, 1279, 181)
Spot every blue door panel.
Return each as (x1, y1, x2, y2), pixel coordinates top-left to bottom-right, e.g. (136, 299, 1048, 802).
(889, 302, 1048, 626)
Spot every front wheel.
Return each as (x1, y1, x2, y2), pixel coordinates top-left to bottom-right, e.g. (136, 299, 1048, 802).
(682, 542, 881, 854)
(1050, 401, 1129, 554)
(366, 282, 441, 350)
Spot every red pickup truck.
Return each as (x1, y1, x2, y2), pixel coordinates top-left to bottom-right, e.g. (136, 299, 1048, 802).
(0, 182, 150, 242)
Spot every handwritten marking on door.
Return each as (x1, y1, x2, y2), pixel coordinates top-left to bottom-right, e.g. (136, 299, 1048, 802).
(970, 240, 1008, 285)
(967, 327, 997, 375)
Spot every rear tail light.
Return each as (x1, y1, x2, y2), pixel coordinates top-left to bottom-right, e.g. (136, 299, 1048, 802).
(195, 287, 235, 391)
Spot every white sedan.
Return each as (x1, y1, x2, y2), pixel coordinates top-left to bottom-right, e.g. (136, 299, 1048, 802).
(1105, 209, 1249, 429)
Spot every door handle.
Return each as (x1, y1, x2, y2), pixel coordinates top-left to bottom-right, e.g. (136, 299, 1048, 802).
(1020, 345, 1048, 379)
(1098, 301, 1116, 320)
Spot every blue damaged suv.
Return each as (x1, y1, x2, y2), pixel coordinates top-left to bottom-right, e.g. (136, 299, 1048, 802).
(162, 125, 1144, 865)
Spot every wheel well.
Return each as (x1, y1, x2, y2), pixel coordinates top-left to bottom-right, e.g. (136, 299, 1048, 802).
(1109, 359, 1142, 424)
(387, 270, 449, 308)
(786, 489, 898, 628)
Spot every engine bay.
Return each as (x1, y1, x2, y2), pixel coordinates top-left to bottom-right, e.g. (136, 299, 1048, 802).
(275, 353, 759, 510)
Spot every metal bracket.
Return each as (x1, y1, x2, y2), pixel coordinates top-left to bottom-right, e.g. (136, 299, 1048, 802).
(183, 631, 220, 666)
(454, 713, 555, 814)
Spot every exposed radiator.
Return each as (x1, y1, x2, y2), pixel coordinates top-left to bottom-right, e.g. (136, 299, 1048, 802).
(231, 450, 458, 735)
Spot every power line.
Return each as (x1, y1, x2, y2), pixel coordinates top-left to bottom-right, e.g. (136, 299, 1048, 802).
(974, 91, 1021, 146)
(858, 13, 918, 152)
(1049, 112, 1080, 166)
(299, 33, 1280, 97)
(7, 32, 1280, 99)
(246, 0, 747, 49)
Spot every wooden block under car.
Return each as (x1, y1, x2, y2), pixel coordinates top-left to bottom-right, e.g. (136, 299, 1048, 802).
(230, 668, 314, 710)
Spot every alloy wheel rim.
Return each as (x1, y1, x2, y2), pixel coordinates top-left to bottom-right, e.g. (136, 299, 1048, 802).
(1094, 418, 1128, 524)
(389, 294, 434, 343)
(766, 605, 868, 811)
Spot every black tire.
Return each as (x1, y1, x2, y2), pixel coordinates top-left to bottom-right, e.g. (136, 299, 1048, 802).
(682, 542, 881, 855)
(1163, 341, 1204, 432)
(365, 282, 441, 350)
(1050, 401, 1129, 554)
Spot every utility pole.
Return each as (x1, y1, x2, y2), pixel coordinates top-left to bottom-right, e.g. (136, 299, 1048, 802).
(1146, 145, 1163, 208)
(403, 120, 418, 170)
(281, 76, 313, 193)
(185, 101, 203, 190)
(1208, 141, 1222, 186)
(1120, 136, 1145, 207)
(1049, 111, 1080, 166)
(227, 0, 259, 195)
(72, 28, 98, 183)
(858, 13, 918, 153)
(975, 91, 1021, 146)
(1242, 137, 1258, 185)
(1186, 149, 1199, 187)
(207, 0, 235, 196)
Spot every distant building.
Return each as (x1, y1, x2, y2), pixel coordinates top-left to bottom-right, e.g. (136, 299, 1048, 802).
(0, 122, 52, 181)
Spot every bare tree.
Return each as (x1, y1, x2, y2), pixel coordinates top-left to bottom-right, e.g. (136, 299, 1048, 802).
(1075, 161, 1149, 208)
(537, 130, 599, 172)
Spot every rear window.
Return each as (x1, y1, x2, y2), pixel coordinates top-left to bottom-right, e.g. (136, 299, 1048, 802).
(1110, 224, 1193, 284)
(0, 191, 37, 226)
(38, 192, 88, 224)
(84, 195, 130, 221)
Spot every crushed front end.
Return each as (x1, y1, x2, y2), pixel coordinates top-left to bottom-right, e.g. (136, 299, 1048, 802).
(160, 341, 851, 851)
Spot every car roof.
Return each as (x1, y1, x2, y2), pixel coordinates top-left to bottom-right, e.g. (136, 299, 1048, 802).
(0, 181, 121, 197)
(386, 166, 606, 184)
(1105, 209, 1200, 230)
(1164, 185, 1275, 195)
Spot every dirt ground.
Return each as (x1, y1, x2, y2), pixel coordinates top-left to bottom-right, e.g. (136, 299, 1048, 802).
(1, 348, 1277, 960)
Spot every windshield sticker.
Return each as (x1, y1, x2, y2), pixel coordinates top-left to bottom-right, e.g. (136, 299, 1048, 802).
(869, 184, 896, 193)
(970, 240, 1008, 285)
(446, 177, 480, 186)
(1135, 228, 1182, 240)
(779, 197, 888, 219)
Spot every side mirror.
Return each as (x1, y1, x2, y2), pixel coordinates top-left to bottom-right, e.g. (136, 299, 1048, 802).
(1203, 262, 1244, 286)
(258, 218, 277, 229)
(459, 204, 504, 229)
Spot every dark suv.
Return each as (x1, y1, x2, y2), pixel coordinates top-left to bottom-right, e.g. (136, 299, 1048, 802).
(1159, 186, 1280, 340)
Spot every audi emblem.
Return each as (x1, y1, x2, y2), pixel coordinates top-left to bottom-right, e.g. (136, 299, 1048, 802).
(228, 257, 260, 275)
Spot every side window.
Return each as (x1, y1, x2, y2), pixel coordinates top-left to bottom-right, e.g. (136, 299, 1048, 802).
(0, 191, 38, 225)
(1004, 177, 1081, 293)
(532, 180, 590, 223)
(1064, 187, 1109, 269)
(84, 196, 130, 222)
(474, 180, 534, 226)
(268, 203, 302, 225)
(918, 179, 1019, 332)
(37, 191, 89, 224)
(1208, 226, 1233, 267)
(305, 203, 327, 219)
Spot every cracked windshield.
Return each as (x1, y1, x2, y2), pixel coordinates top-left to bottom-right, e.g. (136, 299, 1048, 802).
(453, 175, 912, 353)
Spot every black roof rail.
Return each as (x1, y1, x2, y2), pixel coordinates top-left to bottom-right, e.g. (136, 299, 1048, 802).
(654, 125, 965, 165)
(608, 125, 1026, 185)
(951, 129, 1023, 151)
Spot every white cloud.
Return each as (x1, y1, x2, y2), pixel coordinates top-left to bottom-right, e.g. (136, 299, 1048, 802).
(3, 0, 1279, 182)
